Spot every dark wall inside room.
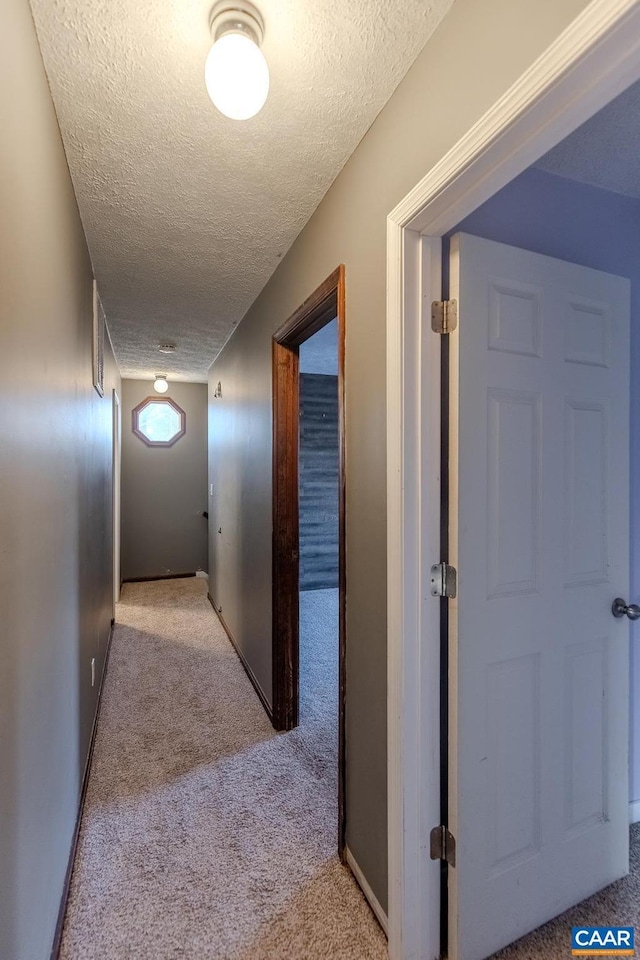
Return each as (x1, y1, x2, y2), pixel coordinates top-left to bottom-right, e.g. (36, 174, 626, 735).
(299, 373, 339, 590)
(121, 380, 208, 581)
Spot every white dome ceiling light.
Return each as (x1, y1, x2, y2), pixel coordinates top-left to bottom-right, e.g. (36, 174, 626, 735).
(154, 375, 169, 394)
(205, 1, 269, 121)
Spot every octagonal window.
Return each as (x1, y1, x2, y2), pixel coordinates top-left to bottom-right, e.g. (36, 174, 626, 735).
(132, 397, 186, 447)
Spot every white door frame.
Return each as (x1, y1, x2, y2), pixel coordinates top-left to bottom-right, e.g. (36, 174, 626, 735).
(386, 2, 640, 957)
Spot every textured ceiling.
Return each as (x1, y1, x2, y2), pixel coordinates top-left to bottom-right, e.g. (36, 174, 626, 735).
(30, 0, 453, 382)
(536, 79, 640, 199)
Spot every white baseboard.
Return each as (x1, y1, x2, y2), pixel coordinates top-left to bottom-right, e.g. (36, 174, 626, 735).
(345, 847, 388, 936)
(195, 570, 209, 579)
(630, 800, 640, 824)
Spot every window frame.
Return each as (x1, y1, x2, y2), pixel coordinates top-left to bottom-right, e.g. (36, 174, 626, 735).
(131, 396, 186, 447)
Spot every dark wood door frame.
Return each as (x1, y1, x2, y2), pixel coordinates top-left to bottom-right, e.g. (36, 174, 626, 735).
(272, 264, 346, 854)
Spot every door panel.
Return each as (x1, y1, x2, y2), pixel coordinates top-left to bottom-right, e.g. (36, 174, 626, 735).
(448, 233, 630, 960)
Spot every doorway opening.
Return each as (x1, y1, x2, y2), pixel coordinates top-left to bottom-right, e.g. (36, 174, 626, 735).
(444, 231, 632, 960)
(272, 265, 346, 855)
(386, 5, 640, 957)
(437, 75, 640, 960)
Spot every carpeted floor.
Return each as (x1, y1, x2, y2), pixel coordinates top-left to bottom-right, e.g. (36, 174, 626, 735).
(490, 822, 640, 959)
(59, 576, 638, 959)
(59, 578, 387, 960)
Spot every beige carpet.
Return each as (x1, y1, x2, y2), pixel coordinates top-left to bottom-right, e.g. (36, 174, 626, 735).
(59, 578, 387, 959)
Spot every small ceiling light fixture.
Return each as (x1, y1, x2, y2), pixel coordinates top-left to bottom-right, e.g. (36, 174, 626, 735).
(154, 375, 169, 394)
(205, 1, 269, 121)
(158, 343, 177, 354)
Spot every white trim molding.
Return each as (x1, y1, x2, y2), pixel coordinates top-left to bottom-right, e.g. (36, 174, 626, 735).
(386, 1, 640, 958)
(393, 0, 640, 238)
(386, 226, 442, 960)
(346, 847, 389, 936)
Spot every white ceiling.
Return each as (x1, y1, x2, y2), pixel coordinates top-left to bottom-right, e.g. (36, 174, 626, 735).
(536, 79, 640, 199)
(30, 0, 453, 382)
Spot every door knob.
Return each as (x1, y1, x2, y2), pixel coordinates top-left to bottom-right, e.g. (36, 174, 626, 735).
(611, 597, 640, 620)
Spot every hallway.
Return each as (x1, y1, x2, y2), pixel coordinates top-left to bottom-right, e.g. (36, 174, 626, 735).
(59, 578, 386, 959)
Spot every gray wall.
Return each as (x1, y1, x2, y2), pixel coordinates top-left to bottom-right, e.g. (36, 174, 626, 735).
(0, 1, 120, 956)
(207, 0, 591, 908)
(445, 166, 640, 810)
(121, 380, 208, 581)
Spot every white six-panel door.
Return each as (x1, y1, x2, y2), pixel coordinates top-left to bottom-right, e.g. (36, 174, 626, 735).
(448, 233, 630, 960)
